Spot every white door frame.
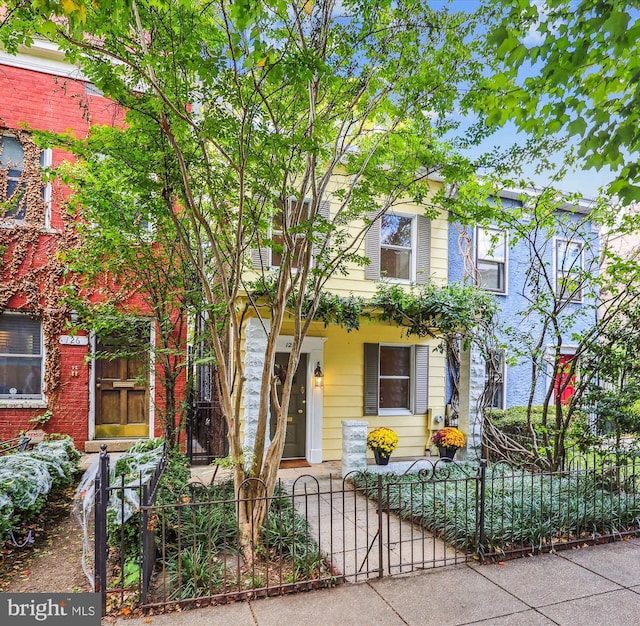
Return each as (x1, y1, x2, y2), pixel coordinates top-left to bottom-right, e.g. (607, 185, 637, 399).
(276, 335, 326, 464)
(88, 323, 155, 440)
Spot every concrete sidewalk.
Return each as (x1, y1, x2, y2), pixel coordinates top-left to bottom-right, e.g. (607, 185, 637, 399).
(109, 536, 640, 625)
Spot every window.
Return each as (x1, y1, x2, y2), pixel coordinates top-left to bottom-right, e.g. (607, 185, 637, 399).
(556, 239, 583, 303)
(0, 133, 47, 222)
(365, 212, 430, 283)
(485, 350, 505, 409)
(0, 314, 43, 399)
(476, 227, 507, 293)
(380, 346, 411, 409)
(271, 198, 311, 268)
(380, 215, 413, 280)
(364, 343, 429, 415)
(251, 199, 330, 269)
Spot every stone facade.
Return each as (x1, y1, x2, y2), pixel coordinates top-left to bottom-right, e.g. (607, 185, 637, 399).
(341, 420, 368, 476)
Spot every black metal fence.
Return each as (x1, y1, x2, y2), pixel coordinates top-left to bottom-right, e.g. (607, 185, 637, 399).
(186, 401, 228, 465)
(96, 452, 640, 615)
(94, 444, 168, 614)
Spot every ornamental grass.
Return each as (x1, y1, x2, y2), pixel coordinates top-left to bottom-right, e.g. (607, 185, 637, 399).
(352, 463, 640, 556)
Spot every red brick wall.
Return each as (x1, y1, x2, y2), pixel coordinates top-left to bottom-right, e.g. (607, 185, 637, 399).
(0, 55, 188, 450)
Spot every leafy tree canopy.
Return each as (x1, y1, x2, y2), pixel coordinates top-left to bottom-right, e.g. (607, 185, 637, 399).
(482, 0, 640, 202)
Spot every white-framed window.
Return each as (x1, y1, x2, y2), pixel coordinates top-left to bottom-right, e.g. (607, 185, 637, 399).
(364, 343, 429, 415)
(379, 345, 412, 411)
(555, 239, 584, 303)
(271, 197, 311, 269)
(0, 132, 50, 225)
(380, 214, 414, 280)
(0, 313, 43, 399)
(476, 226, 507, 294)
(251, 198, 330, 270)
(365, 211, 431, 284)
(485, 350, 506, 410)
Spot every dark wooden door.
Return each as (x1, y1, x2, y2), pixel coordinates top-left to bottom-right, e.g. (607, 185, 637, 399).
(271, 352, 307, 459)
(95, 334, 150, 439)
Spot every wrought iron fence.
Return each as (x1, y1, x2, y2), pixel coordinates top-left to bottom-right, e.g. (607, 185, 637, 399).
(94, 444, 168, 615)
(96, 452, 640, 615)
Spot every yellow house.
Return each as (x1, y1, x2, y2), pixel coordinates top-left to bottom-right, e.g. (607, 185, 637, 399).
(239, 182, 449, 465)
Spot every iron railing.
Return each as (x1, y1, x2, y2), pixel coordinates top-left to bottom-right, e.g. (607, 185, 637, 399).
(186, 401, 228, 465)
(94, 444, 168, 615)
(96, 452, 640, 615)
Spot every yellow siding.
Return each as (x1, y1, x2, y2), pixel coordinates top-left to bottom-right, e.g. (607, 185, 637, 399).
(238, 175, 450, 461)
(323, 197, 449, 297)
(321, 320, 446, 461)
(245, 177, 448, 297)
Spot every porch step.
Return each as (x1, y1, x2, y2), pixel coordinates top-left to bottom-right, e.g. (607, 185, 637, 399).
(84, 438, 146, 453)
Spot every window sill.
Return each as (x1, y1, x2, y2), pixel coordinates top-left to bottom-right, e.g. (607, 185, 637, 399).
(0, 399, 48, 409)
(378, 409, 412, 416)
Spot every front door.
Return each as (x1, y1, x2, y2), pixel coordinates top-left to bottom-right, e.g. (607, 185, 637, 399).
(554, 354, 576, 405)
(271, 352, 307, 459)
(95, 331, 150, 439)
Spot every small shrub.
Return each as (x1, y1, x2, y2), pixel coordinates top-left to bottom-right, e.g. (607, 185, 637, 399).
(262, 490, 324, 578)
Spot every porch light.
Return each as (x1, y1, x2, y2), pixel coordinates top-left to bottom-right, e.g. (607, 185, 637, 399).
(314, 362, 324, 387)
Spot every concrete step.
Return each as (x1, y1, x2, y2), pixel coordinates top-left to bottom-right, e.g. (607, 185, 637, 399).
(84, 438, 146, 453)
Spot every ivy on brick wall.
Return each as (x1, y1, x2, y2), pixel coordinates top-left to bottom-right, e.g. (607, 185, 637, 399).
(0, 130, 78, 403)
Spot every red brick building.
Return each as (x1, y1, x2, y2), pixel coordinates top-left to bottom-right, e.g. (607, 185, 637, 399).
(0, 41, 186, 451)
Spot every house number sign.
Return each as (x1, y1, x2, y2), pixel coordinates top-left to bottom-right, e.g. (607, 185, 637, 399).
(59, 335, 89, 346)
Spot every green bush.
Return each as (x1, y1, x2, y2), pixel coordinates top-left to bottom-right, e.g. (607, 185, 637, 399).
(485, 406, 546, 431)
(165, 544, 225, 600)
(107, 440, 190, 560)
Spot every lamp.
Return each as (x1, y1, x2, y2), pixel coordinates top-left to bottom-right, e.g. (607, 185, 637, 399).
(314, 362, 324, 387)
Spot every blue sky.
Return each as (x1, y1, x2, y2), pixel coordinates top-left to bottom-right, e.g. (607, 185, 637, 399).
(462, 124, 615, 201)
(447, 0, 618, 200)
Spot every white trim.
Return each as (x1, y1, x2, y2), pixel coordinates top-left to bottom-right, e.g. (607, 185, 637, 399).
(554, 237, 584, 303)
(378, 343, 414, 413)
(0, 311, 46, 403)
(545, 344, 580, 402)
(88, 333, 96, 441)
(148, 323, 156, 439)
(42, 148, 53, 229)
(476, 226, 509, 295)
(501, 361, 508, 411)
(0, 44, 86, 80)
(275, 335, 326, 464)
(379, 211, 417, 283)
(88, 321, 155, 440)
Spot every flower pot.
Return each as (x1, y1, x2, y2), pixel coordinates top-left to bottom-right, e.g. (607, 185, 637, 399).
(438, 446, 457, 460)
(373, 449, 390, 465)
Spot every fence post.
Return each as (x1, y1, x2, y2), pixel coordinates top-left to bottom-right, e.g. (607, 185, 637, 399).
(141, 482, 150, 604)
(377, 473, 383, 578)
(477, 458, 487, 563)
(94, 444, 110, 615)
